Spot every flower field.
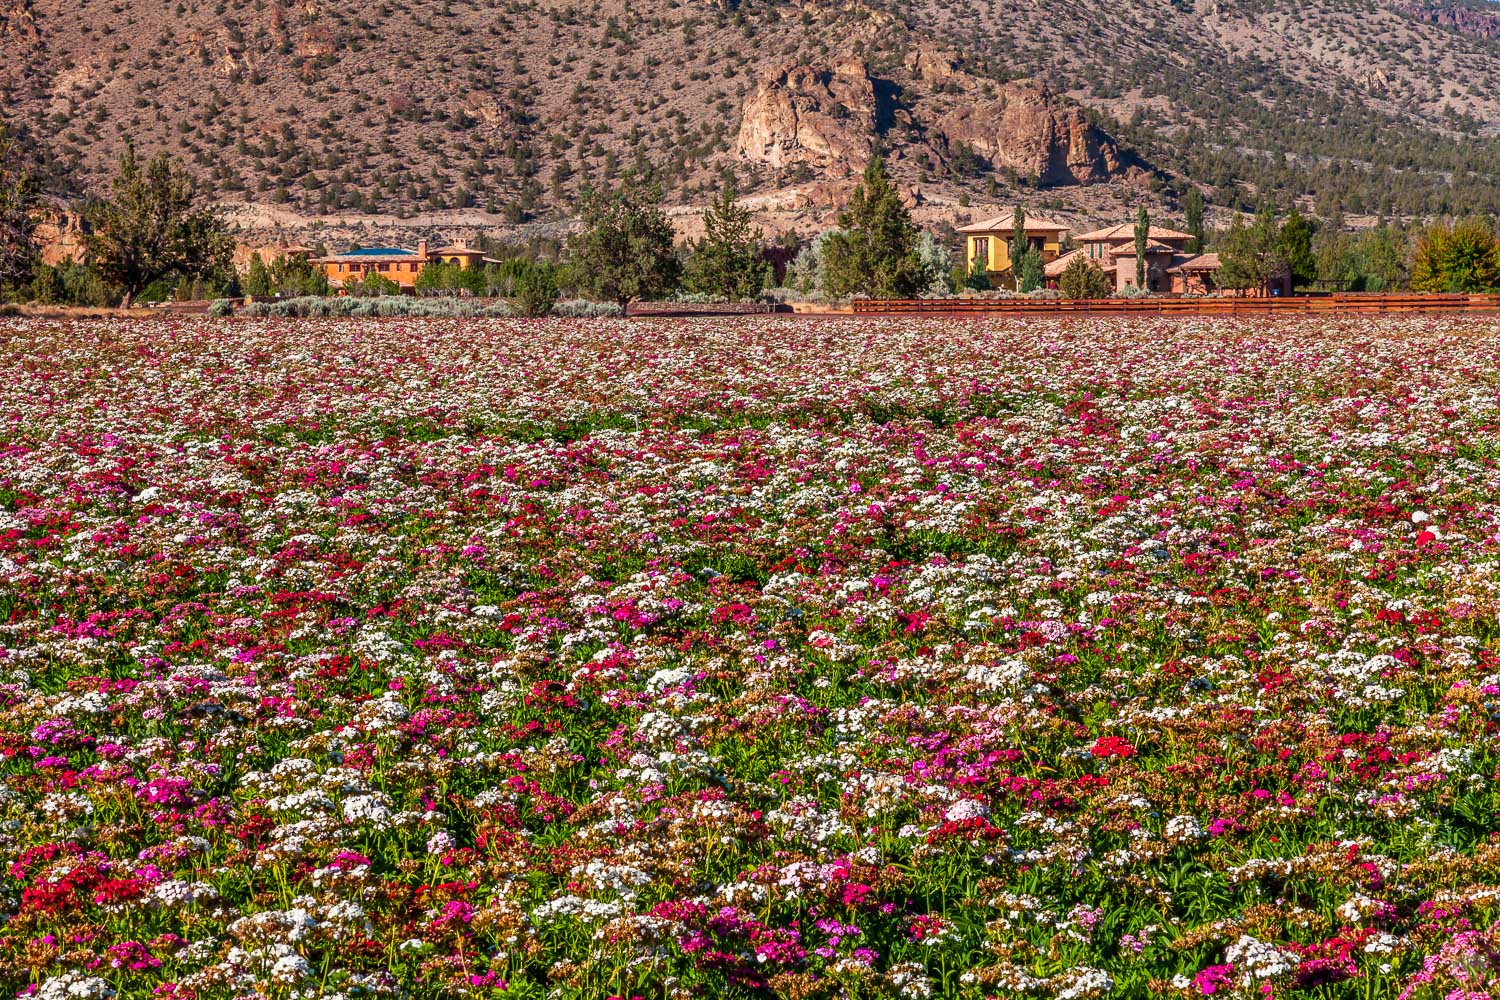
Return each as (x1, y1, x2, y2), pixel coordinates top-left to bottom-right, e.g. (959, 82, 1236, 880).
(3, 314, 1500, 1000)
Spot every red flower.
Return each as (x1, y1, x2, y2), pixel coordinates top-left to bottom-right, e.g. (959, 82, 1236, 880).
(1091, 736, 1137, 759)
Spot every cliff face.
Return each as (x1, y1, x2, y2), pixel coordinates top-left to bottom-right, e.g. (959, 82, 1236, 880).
(935, 81, 1126, 187)
(735, 60, 878, 176)
(738, 56, 1133, 189)
(1396, 1, 1500, 40)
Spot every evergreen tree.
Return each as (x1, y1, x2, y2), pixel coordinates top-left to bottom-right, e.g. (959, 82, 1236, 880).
(1008, 206, 1029, 291)
(1218, 203, 1290, 293)
(964, 255, 991, 292)
(0, 122, 38, 300)
(568, 172, 680, 309)
(1058, 254, 1112, 299)
(1183, 188, 1205, 255)
(1134, 206, 1150, 290)
(820, 157, 931, 299)
(683, 184, 768, 301)
(82, 143, 233, 307)
(1018, 249, 1044, 293)
(244, 255, 272, 297)
(1278, 207, 1316, 289)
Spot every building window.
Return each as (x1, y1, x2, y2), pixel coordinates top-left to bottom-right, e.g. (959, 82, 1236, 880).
(973, 237, 988, 266)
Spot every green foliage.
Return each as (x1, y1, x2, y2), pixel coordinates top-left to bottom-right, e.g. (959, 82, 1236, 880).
(504, 259, 560, 317)
(0, 121, 38, 302)
(1182, 188, 1205, 255)
(1008, 205, 1029, 290)
(963, 254, 991, 292)
(820, 157, 932, 299)
(244, 255, 272, 297)
(268, 253, 328, 297)
(1133, 206, 1150, 290)
(1278, 207, 1317, 289)
(568, 173, 680, 308)
(914, 231, 952, 296)
(208, 298, 234, 317)
(1058, 253, 1112, 299)
(1017, 248, 1044, 293)
(1410, 220, 1500, 293)
(784, 232, 831, 297)
(682, 185, 768, 302)
(347, 271, 403, 297)
(29, 262, 116, 307)
(1361, 225, 1409, 291)
(1218, 203, 1289, 292)
(82, 142, 233, 307)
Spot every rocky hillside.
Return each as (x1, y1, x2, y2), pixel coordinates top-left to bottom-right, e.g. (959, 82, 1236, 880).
(4, 0, 1500, 237)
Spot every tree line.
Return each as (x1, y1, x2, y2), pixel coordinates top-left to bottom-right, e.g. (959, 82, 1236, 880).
(8, 121, 1500, 312)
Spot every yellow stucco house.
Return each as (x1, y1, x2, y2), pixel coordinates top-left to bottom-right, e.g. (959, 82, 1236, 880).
(957, 210, 1070, 277)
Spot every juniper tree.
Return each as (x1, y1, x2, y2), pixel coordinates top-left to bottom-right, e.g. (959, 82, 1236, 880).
(83, 143, 233, 307)
(683, 184, 768, 301)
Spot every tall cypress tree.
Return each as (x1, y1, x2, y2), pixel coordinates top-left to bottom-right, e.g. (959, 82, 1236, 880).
(1183, 188, 1205, 255)
(1008, 205, 1029, 291)
(1134, 206, 1150, 290)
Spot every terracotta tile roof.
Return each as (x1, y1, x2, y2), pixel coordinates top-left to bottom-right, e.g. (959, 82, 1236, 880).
(956, 210, 1070, 234)
(1076, 223, 1195, 243)
(1042, 247, 1087, 277)
(1168, 253, 1222, 272)
(1106, 239, 1178, 257)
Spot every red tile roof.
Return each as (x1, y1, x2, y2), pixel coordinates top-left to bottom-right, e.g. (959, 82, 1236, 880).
(957, 210, 1070, 234)
(1076, 223, 1195, 243)
(1167, 253, 1222, 272)
(1106, 239, 1179, 257)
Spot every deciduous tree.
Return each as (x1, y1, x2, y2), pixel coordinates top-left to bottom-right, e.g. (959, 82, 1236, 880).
(1409, 220, 1500, 293)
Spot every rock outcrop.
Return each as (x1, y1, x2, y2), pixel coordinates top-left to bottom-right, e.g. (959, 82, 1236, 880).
(935, 80, 1125, 187)
(1396, 2, 1500, 41)
(0, 0, 39, 46)
(735, 60, 877, 176)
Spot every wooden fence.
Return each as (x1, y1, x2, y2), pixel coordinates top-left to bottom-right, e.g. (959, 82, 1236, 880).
(851, 294, 1500, 317)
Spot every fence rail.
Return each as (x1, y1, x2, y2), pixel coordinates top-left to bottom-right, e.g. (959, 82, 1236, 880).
(851, 294, 1500, 317)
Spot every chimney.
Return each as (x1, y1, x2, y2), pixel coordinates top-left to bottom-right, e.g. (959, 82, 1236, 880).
(418, 239, 429, 259)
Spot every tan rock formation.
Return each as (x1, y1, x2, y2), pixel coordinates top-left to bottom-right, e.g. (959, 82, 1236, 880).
(936, 80, 1124, 186)
(736, 60, 876, 176)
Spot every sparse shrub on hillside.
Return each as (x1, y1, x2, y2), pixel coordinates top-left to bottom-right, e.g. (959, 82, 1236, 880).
(0, 122, 38, 302)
